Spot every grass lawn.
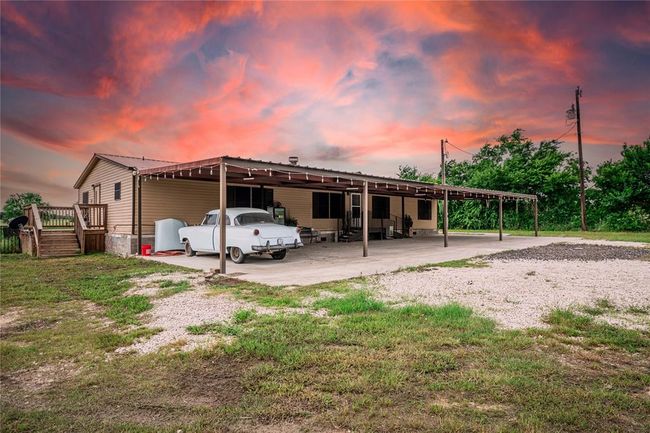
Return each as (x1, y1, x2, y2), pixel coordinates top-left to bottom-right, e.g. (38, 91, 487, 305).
(1, 254, 649, 432)
(450, 229, 650, 243)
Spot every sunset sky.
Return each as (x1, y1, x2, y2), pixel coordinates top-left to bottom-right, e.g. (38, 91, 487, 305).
(1, 1, 649, 204)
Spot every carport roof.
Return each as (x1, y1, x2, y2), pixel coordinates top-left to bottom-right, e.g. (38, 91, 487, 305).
(137, 155, 537, 201)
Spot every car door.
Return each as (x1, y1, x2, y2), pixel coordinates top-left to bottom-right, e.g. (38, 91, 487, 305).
(213, 213, 230, 253)
(193, 213, 217, 251)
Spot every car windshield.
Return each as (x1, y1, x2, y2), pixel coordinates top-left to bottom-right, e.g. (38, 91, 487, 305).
(235, 212, 274, 225)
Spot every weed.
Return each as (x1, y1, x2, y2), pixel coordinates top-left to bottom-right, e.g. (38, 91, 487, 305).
(400, 258, 488, 272)
(157, 279, 191, 297)
(313, 291, 385, 315)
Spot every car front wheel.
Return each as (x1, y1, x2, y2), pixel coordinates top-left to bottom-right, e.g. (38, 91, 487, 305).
(229, 247, 246, 264)
(184, 240, 196, 257)
(271, 249, 287, 260)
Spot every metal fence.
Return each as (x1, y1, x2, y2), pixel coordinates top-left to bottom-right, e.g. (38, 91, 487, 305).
(1, 226, 21, 254)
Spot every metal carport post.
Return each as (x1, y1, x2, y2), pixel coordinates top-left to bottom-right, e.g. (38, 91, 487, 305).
(219, 161, 227, 274)
(362, 180, 369, 257)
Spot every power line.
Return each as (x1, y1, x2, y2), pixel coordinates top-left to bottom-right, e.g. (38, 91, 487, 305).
(553, 123, 576, 142)
(446, 140, 474, 156)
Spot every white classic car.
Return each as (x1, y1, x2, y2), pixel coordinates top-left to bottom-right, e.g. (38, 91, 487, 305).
(178, 208, 303, 263)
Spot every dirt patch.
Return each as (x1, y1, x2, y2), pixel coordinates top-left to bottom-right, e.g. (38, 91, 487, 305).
(486, 243, 650, 261)
(0, 308, 24, 332)
(0, 317, 59, 338)
(1, 360, 80, 393)
(172, 356, 249, 407)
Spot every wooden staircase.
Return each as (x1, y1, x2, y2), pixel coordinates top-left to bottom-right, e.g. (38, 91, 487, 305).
(24, 203, 107, 258)
(39, 230, 81, 258)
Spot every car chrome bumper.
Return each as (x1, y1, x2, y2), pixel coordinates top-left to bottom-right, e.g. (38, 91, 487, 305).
(252, 240, 303, 252)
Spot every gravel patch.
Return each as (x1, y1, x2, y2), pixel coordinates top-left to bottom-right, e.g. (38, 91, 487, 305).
(486, 243, 649, 262)
(118, 289, 275, 354)
(376, 258, 650, 329)
(125, 272, 200, 297)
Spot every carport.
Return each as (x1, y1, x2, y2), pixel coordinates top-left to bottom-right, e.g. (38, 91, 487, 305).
(137, 156, 538, 274)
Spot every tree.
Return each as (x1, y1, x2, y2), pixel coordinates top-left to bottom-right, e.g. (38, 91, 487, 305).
(590, 138, 650, 231)
(2, 193, 48, 221)
(444, 130, 583, 230)
(397, 165, 436, 183)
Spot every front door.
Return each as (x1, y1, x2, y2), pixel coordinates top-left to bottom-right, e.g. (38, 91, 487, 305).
(351, 193, 361, 228)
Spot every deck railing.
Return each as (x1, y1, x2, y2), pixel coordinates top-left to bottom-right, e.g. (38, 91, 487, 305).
(24, 203, 108, 256)
(38, 206, 75, 229)
(78, 204, 108, 230)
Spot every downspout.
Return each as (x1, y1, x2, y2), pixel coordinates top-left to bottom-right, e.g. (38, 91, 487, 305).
(131, 170, 136, 235)
(137, 173, 142, 254)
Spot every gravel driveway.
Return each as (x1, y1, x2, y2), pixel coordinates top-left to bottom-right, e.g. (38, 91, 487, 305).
(376, 243, 650, 329)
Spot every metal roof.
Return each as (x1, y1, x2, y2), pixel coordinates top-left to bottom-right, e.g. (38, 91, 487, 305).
(137, 155, 537, 201)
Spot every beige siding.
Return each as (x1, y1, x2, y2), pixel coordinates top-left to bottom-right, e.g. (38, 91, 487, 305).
(76, 160, 133, 234)
(76, 164, 438, 236)
(273, 187, 340, 231)
(404, 197, 438, 230)
(138, 179, 220, 235)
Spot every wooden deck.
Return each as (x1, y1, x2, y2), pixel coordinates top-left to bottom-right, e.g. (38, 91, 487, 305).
(23, 204, 107, 258)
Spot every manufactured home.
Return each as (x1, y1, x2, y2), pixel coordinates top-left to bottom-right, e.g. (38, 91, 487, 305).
(23, 153, 537, 265)
(73, 154, 447, 255)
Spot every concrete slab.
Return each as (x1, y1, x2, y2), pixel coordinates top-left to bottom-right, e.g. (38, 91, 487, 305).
(141, 233, 607, 286)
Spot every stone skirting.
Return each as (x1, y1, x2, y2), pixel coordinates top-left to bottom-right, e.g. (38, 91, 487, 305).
(105, 233, 156, 256)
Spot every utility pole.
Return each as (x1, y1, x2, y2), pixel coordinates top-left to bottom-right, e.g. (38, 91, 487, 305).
(575, 86, 587, 231)
(441, 139, 448, 247)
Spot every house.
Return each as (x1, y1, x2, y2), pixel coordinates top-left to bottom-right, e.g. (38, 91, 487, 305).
(73, 153, 456, 256)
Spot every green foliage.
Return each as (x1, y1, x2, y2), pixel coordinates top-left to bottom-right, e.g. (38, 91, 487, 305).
(590, 139, 650, 231)
(397, 165, 436, 183)
(399, 131, 650, 231)
(2, 192, 48, 221)
(313, 292, 385, 315)
(545, 309, 649, 352)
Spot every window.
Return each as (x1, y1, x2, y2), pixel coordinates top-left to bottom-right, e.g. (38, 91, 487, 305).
(203, 213, 217, 225)
(372, 196, 390, 219)
(418, 200, 432, 220)
(114, 182, 121, 200)
(312, 192, 343, 219)
(235, 212, 274, 225)
(227, 186, 273, 209)
(82, 191, 89, 204)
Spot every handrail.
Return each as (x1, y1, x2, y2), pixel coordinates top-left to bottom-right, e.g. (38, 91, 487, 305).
(31, 204, 43, 231)
(30, 204, 43, 257)
(73, 204, 87, 253)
